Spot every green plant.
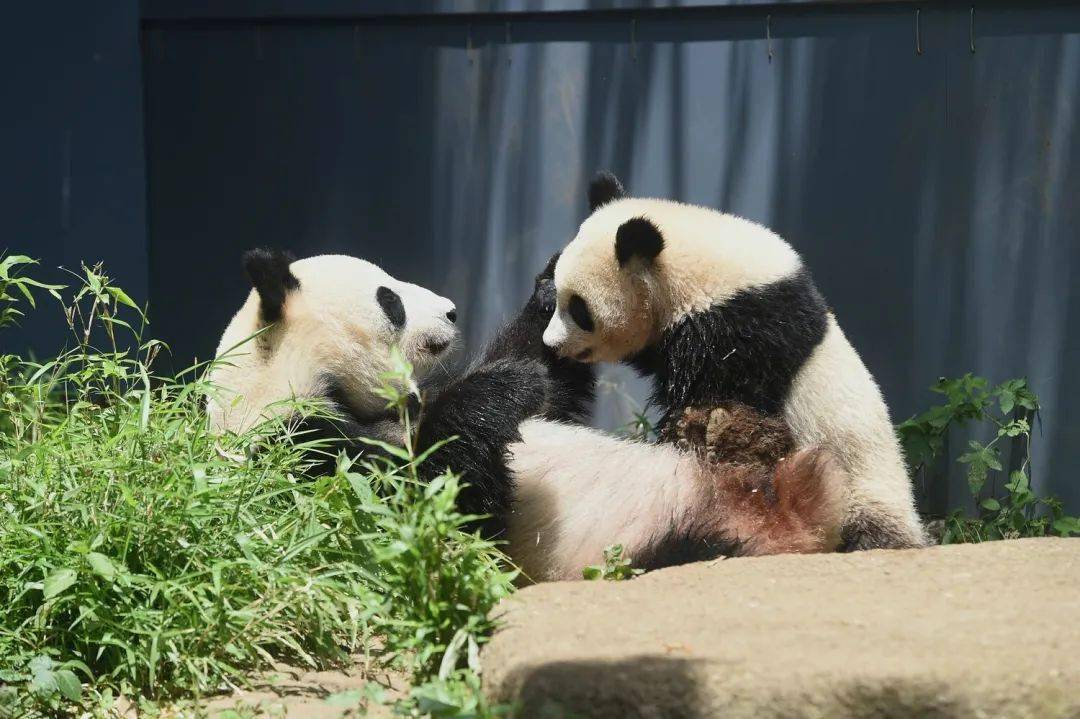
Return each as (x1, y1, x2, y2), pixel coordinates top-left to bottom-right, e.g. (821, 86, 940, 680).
(897, 374, 1079, 543)
(0, 259, 512, 717)
(0, 254, 63, 329)
(621, 410, 657, 442)
(582, 544, 643, 581)
(350, 350, 516, 678)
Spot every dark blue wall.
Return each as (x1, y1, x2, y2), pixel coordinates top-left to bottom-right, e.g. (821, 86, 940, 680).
(0, 1, 147, 353)
(4, 1, 1080, 515)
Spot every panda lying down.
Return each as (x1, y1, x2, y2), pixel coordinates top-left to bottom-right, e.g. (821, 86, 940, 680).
(208, 249, 845, 582)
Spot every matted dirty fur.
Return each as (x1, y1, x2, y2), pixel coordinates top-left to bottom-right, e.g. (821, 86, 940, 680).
(660, 404, 845, 556)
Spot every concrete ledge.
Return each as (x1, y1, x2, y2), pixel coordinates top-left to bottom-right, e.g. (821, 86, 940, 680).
(483, 538, 1079, 718)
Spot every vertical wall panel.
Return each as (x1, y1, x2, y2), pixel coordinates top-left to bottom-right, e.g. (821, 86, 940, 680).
(0, 1, 147, 354)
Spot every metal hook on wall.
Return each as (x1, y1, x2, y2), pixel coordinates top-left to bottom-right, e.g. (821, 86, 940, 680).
(766, 14, 773, 63)
(505, 21, 512, 66)
(915, 8, 923, 56)
(631, 18, 637, 62)
(466, 23, 475, 65)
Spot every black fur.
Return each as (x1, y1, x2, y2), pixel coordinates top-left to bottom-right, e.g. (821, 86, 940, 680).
(414, 252, 597, 536)
(633, 529, 744, 571)
(416, 359, 553, 537)
(376, 286, 406, 329)
(476, 251, 596, 423)
(630, 268, 828, 432)
(588, 171, 625, 212)
(615, 217, 664, 267)
(243, 248, 299, 325)
(286, 378, 404, 476)
(567, 294, 594, 332)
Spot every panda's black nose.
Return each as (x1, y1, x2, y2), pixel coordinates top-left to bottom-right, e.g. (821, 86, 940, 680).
(446, 309, 457, 324)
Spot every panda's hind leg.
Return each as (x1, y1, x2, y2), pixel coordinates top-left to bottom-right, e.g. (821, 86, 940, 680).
(839, 504, 929, 551)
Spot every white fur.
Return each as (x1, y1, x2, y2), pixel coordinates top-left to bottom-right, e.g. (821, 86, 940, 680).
(506, 419, 698, 582)
(208, 255, 456, 434)
(544, 197, 802, 361)
(546, 196, 926, 548)
(784, 317, 924, 543)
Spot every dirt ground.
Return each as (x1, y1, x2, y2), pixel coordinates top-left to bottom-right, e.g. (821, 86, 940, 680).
(199, 661, 407, 718)
(482, 537, 1080, 718)
(126, 659, 408, 718)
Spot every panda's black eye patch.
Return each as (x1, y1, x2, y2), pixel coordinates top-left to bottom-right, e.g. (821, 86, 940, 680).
(377, 286, 406, 329)
(567, 294, 594, 332)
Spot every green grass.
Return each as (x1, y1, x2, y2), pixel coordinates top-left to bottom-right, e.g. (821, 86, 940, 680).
(0, 257, 513, 717)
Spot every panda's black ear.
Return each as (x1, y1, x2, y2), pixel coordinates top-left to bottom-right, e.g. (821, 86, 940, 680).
(242, 248, 299, 325)
(615, 217, 664, 268)
(588, 171, 625, 212)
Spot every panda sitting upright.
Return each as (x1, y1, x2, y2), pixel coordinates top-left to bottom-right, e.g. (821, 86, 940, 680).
(540, 173, 927, 551)
(209, 248, 847, 582)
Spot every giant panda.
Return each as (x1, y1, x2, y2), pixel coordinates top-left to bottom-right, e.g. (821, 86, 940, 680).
(208, 248, 847, 582)
(207, 248, 458, 468)
(540, 173, 927, 551)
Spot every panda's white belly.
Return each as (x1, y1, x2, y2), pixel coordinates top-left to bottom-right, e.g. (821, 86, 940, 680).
(504, 419, 697, 582)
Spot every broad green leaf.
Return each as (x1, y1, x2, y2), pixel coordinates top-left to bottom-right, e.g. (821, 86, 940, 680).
(43, 568, 77, 599)
(1052, 517, 1080, 536)
(86, 553, 116, 581)
(980, 498, 1000, 512)
(1006, 470, 1029, 493)
(28, 656, 77, 700)
(999, 393, 1015, 414)
(28, 656, 53, 674)
(54, 669, 81, 702)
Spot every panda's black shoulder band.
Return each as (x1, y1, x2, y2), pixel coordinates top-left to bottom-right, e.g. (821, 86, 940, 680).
(243, 248, 299, 325)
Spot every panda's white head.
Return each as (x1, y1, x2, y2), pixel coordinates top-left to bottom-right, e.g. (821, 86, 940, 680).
(542, 173, 803, 363)
(208, 249, 457, 433)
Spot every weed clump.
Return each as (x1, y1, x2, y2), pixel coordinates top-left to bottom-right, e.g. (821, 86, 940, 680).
(898, 373, 1080, 543)
(0, 256, 512, 717)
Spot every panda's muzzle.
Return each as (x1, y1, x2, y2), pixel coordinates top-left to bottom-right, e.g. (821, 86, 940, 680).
(424, 337, 451, 356)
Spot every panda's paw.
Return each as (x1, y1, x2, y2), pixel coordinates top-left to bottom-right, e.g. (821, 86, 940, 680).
(530, 251, 562, 315)
(486, 358, 552, 418)
(533, 276, 556, 315)
(430, 358, 551, 430)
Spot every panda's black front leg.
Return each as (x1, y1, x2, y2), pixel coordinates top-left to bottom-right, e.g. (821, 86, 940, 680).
(415, 359, 552, 539)
(290, 407, 406, 476)
(413, 253, 594, 538)
(481, 252, 595, 423)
